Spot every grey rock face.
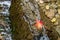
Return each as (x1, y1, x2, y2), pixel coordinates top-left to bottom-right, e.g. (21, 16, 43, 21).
(22, 0, 41, 35)
(0, 0, 12, 40)
(22, 1, 50, 40)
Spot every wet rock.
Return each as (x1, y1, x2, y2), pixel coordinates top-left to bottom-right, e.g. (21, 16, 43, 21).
(25, 0, 29, 2)
(45, 10, 50, 18)
(50, 0, 57, 2)
(57, 18, 60, 25)
(27, 33, 33, 40)
(56, 25, 60, 35)
(50, 3, 57, 9)
(28, 2, 35, 11)
(45, 9, 55, 19)
(58, 9, 60, 14)
(44, 0, 50, 2)
(55, 14, 60, 18)
(0, 34, 4, 40)
(56, 0, 60, 7)
(34, 4, 39, 9)
(55, 18, 60, 35)
(35, 0, 38, 2)
(45, 5, 50, 9)
(39, 0, 44, 4)
(54, 21, 58, 25)
(39, 3, 45, 7)
(57, 37, 60, 40)
(0, 19, 7, 26)
(51, 18, 57, 23)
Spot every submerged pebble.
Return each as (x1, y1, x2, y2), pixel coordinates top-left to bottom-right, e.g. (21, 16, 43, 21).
(51, 18, 57, 23)
(56, 25, 60, 35)
(45, 5, 50, 9)
(39, 0, 44, 4)
(45, 9, 55, 19)
(44, 0, 50, 2)
(54, 21, 58, 25)
(58, 9, 60, 14)
(55, 14, 60, 18)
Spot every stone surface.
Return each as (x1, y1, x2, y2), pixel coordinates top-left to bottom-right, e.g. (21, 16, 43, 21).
(56, 25, 60, 35)
(10, 0, 60, 40)
(45, 5, 50, 9)
(50, 3, 57, 9)
(51, 18, 57, 23)
(58, 9, 60, 14)
(39, 0, 44, 3)
(0, 34, 4, 40)
(55, 14, 60, 18)
(45, 9, 55, 19)
(44, 0, 50, 2)
(54, 21, 58, 25)
(57, 37, 60, 40)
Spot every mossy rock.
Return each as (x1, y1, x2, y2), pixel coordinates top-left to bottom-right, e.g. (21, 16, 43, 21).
(10, 0, 33, 40)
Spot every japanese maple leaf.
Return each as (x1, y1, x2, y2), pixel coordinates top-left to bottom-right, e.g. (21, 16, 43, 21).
(34, 19, 43, 30)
